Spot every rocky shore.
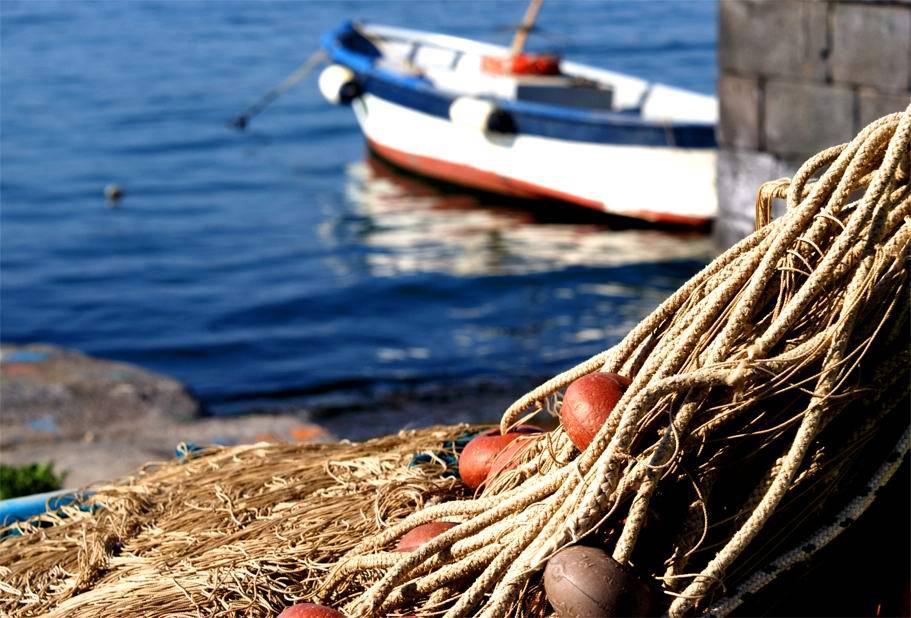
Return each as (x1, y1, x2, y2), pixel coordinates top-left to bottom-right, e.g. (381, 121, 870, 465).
(0, 344, 333, 488)
(0, 344, 534, 489)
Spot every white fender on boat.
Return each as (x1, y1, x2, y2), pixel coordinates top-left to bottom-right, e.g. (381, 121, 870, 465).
(449, 97, 515, 134)
(318, 64, 361, 105)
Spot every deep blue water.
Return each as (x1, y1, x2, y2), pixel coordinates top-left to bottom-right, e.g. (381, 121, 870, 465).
(1, 1, 717, 426)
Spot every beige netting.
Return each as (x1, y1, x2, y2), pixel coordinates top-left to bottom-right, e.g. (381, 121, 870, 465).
(0, 427, 477, 616)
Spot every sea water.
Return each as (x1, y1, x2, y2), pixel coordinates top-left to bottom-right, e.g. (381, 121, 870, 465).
(1, 0, 717, 432)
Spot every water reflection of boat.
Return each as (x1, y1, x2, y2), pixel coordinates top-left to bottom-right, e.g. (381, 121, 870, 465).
(334, 154, 714, 278)
(318, 21, 717, 227)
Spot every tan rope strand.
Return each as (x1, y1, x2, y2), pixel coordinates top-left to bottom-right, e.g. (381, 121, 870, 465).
(668, 178, 902, 614)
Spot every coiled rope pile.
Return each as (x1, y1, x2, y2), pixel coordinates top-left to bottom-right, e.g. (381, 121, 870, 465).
(316, 105, 911, 616)
(1, 107, 908, 617)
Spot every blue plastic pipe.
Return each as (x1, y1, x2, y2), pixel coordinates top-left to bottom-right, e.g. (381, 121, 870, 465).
(0, 489, 87, 527)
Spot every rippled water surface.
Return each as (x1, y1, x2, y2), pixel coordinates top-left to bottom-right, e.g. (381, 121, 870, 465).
(1, 1, 717, 425)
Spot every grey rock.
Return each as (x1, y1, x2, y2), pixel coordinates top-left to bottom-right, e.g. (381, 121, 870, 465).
(0, 343, 201, 446)
(0, 343, 334, 488)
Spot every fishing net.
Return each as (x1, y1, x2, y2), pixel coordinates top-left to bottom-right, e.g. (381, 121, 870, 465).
(2, 106, 909, 617)
(0, 427, 477, 616)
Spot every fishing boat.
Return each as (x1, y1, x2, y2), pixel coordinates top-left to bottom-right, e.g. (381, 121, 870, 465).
(317, 19, 718, 227)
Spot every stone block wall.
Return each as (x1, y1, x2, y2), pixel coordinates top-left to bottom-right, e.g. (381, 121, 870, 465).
(715, 0, 911, 248)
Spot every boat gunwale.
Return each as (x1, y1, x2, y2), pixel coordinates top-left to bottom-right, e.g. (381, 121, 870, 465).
(320, 20, 717, 148)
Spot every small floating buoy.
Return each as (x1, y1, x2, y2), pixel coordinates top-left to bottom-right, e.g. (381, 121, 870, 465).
(104, 184, 123, 204)
(395, 521, 458, 552)
(544, 545, 658, 617)
(277, 603, 346, 618)
(561, 372, 631, 451)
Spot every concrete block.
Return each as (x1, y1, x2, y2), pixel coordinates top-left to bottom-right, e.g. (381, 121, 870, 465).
(830, 3, 911, 93)
(858, 88, 911, 130)
(715, 149, 796, 249)
(718, 75, 762, 149)
(764, 80, 855, 158)
(719, 0, 827, 80)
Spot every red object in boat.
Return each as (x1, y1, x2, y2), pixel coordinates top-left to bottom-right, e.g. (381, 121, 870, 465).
(481, 52, 561, 76)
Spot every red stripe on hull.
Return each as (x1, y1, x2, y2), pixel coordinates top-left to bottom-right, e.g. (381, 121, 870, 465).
(365, 138, 710, 227)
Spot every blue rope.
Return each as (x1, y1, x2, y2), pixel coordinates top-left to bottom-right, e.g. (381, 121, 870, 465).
(408, 430, 485, 479)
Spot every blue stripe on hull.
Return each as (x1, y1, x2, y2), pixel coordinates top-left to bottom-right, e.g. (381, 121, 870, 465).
(322, 22, 716, 150)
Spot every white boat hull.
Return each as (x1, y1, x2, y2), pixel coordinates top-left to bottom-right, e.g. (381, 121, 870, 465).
(353, 93, 716, 226)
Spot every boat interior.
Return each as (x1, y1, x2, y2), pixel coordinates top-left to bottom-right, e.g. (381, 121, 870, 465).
(358, 23, 717, 125)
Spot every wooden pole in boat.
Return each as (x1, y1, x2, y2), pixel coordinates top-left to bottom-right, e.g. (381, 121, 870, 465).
(509, 0, 544, 56)
(230, 49, 326, 131)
